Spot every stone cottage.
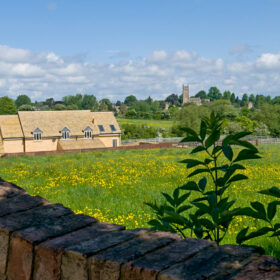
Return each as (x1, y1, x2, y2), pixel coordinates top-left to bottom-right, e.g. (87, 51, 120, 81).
(0, 110, 121, 155)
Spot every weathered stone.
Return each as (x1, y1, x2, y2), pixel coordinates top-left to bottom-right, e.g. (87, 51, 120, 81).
(0, 203, 72, 275)
(0, 231, 9, 275)
(33, 223, 124, 280)
(123, 238, 213, 280)
(0, 203, 72, 232)
(0, 194, 48, 217)
(13, 213, 97, 244)
(0, 181, 26, 200)
(229, 255, 280, 280)
(7, 214, 96, 280)
(90, 231, 180, 280)
(7, 237, 33, 280)
(61, 229, 143, 280)
(158, 245, 256, 280)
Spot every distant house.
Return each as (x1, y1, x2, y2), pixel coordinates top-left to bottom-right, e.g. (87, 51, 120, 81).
(0, 110, 121, 155)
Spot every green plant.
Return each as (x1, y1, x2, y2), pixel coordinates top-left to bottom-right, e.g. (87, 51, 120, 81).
(146, 112, 261, 245)
(236, 186, 280, 246)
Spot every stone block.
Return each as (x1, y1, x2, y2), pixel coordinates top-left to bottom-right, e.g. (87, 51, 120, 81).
(0, 203, 73, 275)
(7, 214, 96, 280)
(158, 245, 256, 280)
(61, 229, 143, 280)
(89, 231, 180, 280)
(0, 181, 26, 200)
(0, 194, 48, 217)
(33, 223, 124, 280)
(123, 238, 213, 280)
(230, 255, 280, 280)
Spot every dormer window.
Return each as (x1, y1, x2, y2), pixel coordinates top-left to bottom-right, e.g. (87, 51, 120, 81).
(60, 127, 70, 139)
(83, 126, 92, 139)
(110, 124, 116, 132)
(98, 125, 105, 133)
(33, 128, 42, 141)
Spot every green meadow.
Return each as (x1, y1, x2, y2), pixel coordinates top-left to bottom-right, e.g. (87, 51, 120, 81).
(0, 145, 279, 257)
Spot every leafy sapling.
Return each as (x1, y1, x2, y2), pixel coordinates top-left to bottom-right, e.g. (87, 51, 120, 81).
(147, 112, 261, 245)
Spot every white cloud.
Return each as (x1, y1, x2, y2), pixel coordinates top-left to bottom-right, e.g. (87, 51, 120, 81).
(0, 45, 280, 101)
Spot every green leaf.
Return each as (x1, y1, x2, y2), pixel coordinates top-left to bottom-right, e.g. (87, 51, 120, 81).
(251, 201, 267, 220)
(227, 174, 248, 184)
(232, 140, 258, 153)
(212, 145, 222, 155)
(177, 192, 191, 205)
(232, 131, 252, 140)
(222, 134, 234, 148)
(180, 159, 204, 169)
(161, 192, 175, 207)
(200, 120, 207, 141)
(173, 188, 180, 200)
(243, 227, 272, 241)
(223, 145, 233, 161)
(236, 227, 249, 244)
(180, 181, 199, 192)
(205, 130, 220, 149)
(182, 127, 199, 137)
(267, 201, 277, 221)
(199, 218, 215, 230)
(234, 149, 261, 162)
(177, 205, 192, 214)
(192, 202, 209, 213)
(188, 168, 209, 178)
(259, 187, 280, 199)
(190, 146, 205, 154)
(198, 177, 207, 192)
(181, 136, 201, 143)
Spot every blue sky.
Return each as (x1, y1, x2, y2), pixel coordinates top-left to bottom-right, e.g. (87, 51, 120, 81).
(0, 0, 280, 101)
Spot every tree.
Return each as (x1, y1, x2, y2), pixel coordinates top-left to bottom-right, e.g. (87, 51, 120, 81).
(165, 94, 179, 106)
(146, 96, 153, 105)
(18, 104, 34, 111)
(223, 91, 231, 100)
(195, 90, 207, 99)
(124, 95, 137, 106)
(81, 94, 98, 110)
(63, 94, 83, 108)
(116, 100, 121, 106)
(15, 95, 31, 108)
(230, 93, 236, 104)
(242, 94, 248, 103)
(249, 94, 255, 103)
(44, 98, 55, 108)
(0, 96, 17, 115)
(53, 104, 66, 110)
(207, 87, 222, 101)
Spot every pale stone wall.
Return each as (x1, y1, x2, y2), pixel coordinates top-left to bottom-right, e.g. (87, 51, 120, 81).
(3, 139, 24, 153)
(97, 135, 121, 147)
(25, 138, 58, 152)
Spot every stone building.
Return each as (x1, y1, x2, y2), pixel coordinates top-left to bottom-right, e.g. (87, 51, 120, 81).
(0, 110, 121, 155)
(182, 84, 210, 106)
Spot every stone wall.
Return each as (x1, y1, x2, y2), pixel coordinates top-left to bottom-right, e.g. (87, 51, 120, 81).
(0, 179, 280, 280)
(2, 142, 173, 158)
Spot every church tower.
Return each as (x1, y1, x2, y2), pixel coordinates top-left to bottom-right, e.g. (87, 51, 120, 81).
(182, 84, 189, 104)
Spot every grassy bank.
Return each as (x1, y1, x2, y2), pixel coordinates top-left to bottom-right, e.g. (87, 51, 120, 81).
(0, 145, 279, 256)
(117, 118, 173, 129)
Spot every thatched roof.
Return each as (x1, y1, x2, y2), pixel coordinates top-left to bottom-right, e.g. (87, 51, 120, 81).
(0, 115, 23, 138)
(57, 139, 105, 150)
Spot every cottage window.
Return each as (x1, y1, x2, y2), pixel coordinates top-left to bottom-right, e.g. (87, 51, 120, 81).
(32, 128, 42, 141)
(85, 130, 92, 138)
(33, 132, 42, 141)
(110, 124, 116, 132)
(61, 127, 70, 140)
(98, 125, 105, 133)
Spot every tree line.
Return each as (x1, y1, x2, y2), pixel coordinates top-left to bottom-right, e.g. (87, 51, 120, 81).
(1, 86, 280, 137)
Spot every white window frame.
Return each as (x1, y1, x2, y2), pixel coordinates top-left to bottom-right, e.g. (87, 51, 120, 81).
(85, 130, 92, 139)
(62, 130, 70, 140)
(33, 132, 42, 141)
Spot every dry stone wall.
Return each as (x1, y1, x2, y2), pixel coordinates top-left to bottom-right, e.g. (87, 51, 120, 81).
(0, 179, 280, 280)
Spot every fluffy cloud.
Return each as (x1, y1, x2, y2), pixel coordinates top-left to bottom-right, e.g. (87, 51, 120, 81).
(0, 45, 280, 101)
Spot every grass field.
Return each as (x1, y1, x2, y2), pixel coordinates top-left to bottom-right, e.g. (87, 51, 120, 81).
(117, 118, 173, 129)
(0, 145, 279, 256)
